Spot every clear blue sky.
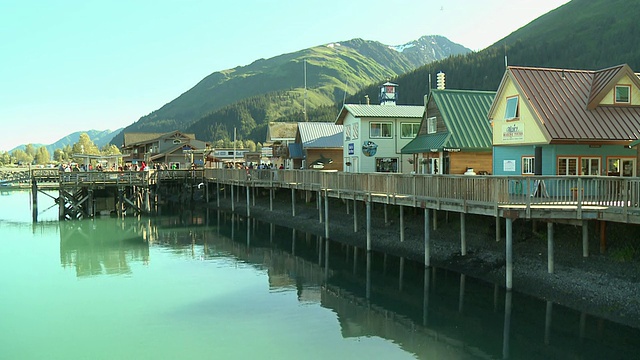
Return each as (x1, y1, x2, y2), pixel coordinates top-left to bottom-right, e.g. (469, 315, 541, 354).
(0, 0, 570, 152)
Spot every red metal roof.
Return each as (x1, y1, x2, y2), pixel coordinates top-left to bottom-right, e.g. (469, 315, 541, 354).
(507, 64, 640, 141)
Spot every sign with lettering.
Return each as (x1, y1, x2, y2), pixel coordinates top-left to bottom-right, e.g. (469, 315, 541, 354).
(348, 143, 354, 155)
(502, 123, 524, 141)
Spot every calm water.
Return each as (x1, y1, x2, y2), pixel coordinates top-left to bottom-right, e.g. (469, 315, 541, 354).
(1, 190, 639, 359)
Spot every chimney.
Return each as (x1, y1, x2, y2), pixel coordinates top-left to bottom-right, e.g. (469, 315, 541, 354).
(365, 95, 370, 105)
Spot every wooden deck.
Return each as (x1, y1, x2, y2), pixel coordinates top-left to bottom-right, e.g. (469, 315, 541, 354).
(204, 169, 640, 225)
(23, 168, 640, 225)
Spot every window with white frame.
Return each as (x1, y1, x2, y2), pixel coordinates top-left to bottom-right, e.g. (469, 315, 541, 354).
(344, 125, 351, 141)
(558, 157, 578, 175)
(370, 122, 392, 138)
(401, 123, 420, 138)
(522, 156, 535, 175)
(352, 123, 359, 139)
(505, 96, 519, 120)
(615, 85, 630, 103)
(427, 117, 437, 134)
(581, 157, 600, 175)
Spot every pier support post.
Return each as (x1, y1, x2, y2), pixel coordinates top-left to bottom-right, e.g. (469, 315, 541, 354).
(318, 190, 323, 223)
(231, 183, 235, 212)
(246, 185, 250, 217)
(58, 188, 65, 220)
(31, 178, 38, 222)
(547, 222, 554, 274)
(216, 181, 220, 208)
(324, 190, 329, 239)
(366, 195, 371, 251)
(433, 209, 438, 230)
(400, 205, 404, 242)
(384, 204, 388, 225)
(353, 194, 358, 232)
(269, 188, 273, 211)
(496, 217, 501, 242)
(460, 213, 467, 256)
(506, 217, 513, 290)
(582, 221, 589, 257)
(291, 188, 296, 217)
(424, 208, 430, 267)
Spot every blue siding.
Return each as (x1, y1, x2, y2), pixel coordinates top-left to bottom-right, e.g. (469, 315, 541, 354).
(493, 144, 636, 175)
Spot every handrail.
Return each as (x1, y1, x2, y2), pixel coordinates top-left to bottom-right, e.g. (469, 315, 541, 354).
(204, 169, 640, 217)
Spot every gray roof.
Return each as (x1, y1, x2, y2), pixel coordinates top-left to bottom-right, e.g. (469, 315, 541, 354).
(297, 122, 343, 148)
(335, 104, 424, 124)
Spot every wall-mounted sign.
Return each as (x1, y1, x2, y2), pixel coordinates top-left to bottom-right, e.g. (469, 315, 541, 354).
(502, 123, 524, 141)
(443, 148, 461, 152)
(348, 143, 354, 155)
(503, 160, 516, 172)
(362, 141, 378, 157)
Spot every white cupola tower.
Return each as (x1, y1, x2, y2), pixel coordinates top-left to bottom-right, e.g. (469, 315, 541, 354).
(379, 82, 398, 106)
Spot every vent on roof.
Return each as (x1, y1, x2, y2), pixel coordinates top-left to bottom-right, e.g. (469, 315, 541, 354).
(436, 72, 445, 90)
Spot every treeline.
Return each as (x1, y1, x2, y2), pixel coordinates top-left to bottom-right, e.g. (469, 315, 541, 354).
(1, 133, 121, 167)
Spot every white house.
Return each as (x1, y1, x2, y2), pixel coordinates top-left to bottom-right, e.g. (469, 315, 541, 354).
(335, 83, 423, 173)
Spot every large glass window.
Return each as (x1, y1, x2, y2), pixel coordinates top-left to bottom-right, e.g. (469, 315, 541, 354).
(581, 157, 600, 175)
(505, 96, 519, 120)
(370, 122, 392, 138)
(401, 123, 420, 138)
(522, 156, 535, 175)
(375, 158, 398, 172)
(615, 85, 630, 103)
(558, 157, 578, 175)
(608, 158, 635, 177)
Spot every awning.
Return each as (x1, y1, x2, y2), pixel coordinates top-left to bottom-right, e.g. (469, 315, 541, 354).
(401, 133, 450, 154)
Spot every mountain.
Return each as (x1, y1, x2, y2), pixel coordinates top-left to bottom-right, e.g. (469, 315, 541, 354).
(10, 129, 123, 157)
(348, 0, 640, 106)
(111, 36, 470, 145)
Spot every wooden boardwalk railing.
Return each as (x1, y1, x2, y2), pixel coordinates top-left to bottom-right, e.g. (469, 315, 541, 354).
(25, 168, 640, 224)
(204, 169, 640, 224)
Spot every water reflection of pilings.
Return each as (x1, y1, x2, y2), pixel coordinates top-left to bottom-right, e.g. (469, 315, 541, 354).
(59, 218, 150, 277)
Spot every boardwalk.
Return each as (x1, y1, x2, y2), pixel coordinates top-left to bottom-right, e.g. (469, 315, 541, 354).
(204, 168, 640, 224)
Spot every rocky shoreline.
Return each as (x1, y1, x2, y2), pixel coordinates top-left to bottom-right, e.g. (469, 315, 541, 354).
(208, 188, 640, 329)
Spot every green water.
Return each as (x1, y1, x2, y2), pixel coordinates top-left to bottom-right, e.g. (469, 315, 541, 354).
(1, 190, 639, 359)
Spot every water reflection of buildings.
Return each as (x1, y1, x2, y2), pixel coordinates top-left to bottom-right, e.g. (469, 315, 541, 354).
(206, 212, 640, 360)
(59, 219, 150, 277)
(57, 210, 640, 358)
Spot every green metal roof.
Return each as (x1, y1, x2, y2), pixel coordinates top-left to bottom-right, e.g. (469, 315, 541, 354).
(336, 104, 424, 124)
(401, 132, 449, 154)
(402, 89, 495, 153)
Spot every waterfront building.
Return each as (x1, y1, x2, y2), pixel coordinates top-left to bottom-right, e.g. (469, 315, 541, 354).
(288, 122, 343, 170)
(121, 131, 211, 169)
(402, 89, 495, 175)
(489, 64, 640, 177)
(336, 82, 423, 173)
